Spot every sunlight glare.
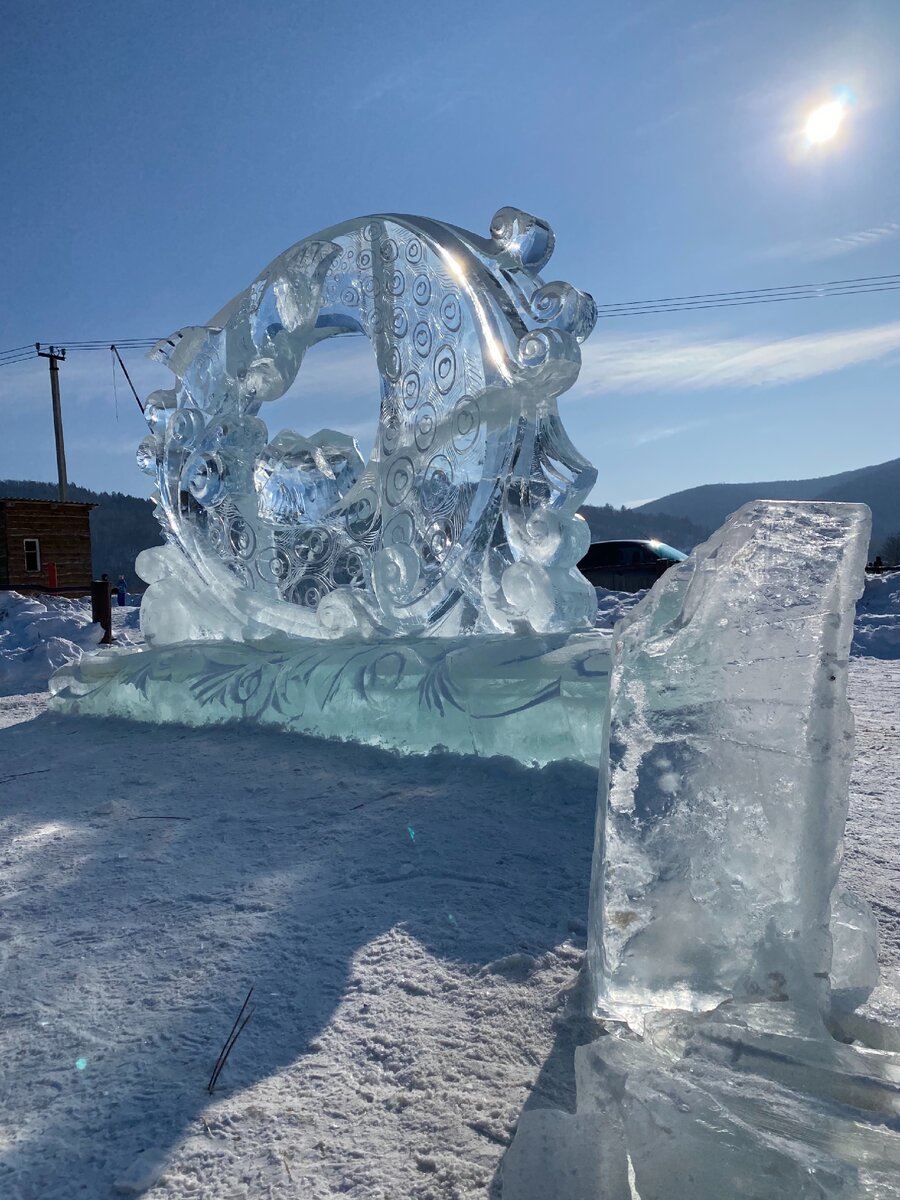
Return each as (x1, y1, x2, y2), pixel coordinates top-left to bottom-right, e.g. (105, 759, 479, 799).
(805, 100, 845, 145)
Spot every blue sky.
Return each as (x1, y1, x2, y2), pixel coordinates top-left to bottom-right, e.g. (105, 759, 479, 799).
(1, 0, 898, 506)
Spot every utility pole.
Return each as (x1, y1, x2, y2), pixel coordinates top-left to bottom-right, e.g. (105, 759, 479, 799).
(36, 344, 68, 501)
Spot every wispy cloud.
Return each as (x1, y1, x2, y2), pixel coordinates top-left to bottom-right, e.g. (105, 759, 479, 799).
(631, 419, 709, 445)
(576, 319, 900, 395)
(759, 221, 900, 264)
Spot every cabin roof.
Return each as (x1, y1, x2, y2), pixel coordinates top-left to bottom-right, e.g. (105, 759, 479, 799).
(0, 497, 97, 509)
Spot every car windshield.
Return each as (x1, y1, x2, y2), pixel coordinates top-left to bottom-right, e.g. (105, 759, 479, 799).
(649, 541, 688, 562)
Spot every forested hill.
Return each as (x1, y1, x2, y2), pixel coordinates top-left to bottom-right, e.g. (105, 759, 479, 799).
(635, 455, 900, 550)
(577, 503, 710, 552)
(0, 480, 163, 585)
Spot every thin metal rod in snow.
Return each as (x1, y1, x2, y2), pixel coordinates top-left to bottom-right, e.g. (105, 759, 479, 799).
(207, 987, 255, 1093)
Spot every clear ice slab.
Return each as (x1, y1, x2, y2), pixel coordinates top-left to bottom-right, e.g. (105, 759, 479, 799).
(504, 500, 899, 1199)
(587, 500, 873, 1028)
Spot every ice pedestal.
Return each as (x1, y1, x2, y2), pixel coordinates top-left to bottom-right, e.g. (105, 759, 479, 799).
(587, 500, 873, 1026)
(48, 625, 611, 768)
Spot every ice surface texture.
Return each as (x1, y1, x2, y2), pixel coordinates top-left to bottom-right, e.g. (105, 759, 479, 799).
(503, 1007, 900, 1200)
(137, 208, 598, 642)
(588, 500, 873, 1027)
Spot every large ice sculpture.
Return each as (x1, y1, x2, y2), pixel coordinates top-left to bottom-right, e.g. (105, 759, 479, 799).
(136, 208, 598, 642)
(587, 500, 873, 1027)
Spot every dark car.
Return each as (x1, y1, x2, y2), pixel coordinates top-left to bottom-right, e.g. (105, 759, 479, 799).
(577, 538, 687, 593)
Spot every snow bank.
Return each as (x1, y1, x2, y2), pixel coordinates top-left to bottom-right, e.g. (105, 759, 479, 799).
(593, 585, 645, 630)
(0, 592, 141, 697)
(853, 570, 900, 660)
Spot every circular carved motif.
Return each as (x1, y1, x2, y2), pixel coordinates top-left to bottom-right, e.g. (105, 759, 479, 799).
(228, 516, 256, 559)
(414, 402, 437, 453)
(295, 526, 333, 566)
(256, 548, 292, 584)
(426, 518, 454, 563)
(332, 550, 365, 587)
(344, 488, 381, 542)
(383, 510, 416, 547)
(402, 370, 420, 410)
(381, 411, 401, 456)
(433, 344, 456, 394)
(440, 293, 462, 332)
(286, 576, 326, 609)
(391, 307, 408, 338)
(413, 321, 432, 358)
(422, 454, 455, 515)
(452, 395, 481, 452)
(385, 456, 415, 507)
(379, 238, 399, 263)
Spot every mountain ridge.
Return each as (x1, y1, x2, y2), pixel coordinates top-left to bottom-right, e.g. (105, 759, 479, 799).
(635, 455, 900, 551)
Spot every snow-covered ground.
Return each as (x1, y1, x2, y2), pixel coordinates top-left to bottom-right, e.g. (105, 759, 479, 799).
(853, 570, 900, 659)
(0, 593, 141, 698)
(0, 579, 898, 1199)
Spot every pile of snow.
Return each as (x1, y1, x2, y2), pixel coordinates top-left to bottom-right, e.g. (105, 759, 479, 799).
(593, 585, 645, 630)
(853, 570, 900, 659)
(0, 591, 141, 697)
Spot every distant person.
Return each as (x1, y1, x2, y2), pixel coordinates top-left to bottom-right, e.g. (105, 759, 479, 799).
(116, 575, 127, 606)
(873, 556, 884, 574)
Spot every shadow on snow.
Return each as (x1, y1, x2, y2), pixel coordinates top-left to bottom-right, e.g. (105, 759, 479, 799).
(0, 708, 598, 1198)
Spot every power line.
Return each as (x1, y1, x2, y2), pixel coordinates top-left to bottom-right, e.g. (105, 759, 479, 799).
(595, 281, 900, 319)
(1, 266, 899, 365)
(54, 339, 161, 349)
(0, 352, 39, 368)
(0, 340, 160, 368)
(594, 271, 900, 311)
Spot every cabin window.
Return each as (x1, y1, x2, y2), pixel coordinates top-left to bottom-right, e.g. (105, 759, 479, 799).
(23, 538, 41, 573)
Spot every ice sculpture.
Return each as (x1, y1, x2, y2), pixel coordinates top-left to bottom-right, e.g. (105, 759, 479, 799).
(136, 208, 599, 642)
(587, 500, 873, 1025)
(504, 500, 900, 1199)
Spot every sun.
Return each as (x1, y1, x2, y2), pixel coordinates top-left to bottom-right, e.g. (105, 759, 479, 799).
(804, 100, 845, 145)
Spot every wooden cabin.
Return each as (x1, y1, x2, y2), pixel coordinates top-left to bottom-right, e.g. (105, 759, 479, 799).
(0, 498, 95, 595)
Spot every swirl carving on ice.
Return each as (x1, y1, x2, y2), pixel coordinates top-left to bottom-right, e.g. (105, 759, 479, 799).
(138, 208, 598, 638)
